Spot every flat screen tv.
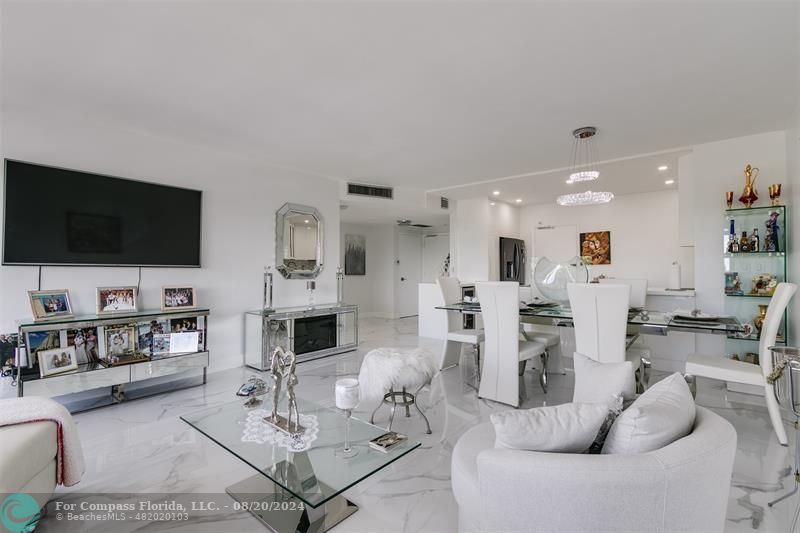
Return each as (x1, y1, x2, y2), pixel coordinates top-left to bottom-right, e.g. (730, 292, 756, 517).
(3, 159, 202, 267)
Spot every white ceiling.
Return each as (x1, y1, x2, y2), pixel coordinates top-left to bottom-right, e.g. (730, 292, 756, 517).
(1, 1, 798, 194)
(441, 148, 689, 206)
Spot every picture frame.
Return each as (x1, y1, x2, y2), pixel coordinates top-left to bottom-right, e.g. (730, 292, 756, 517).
(66, 327, 100, 365)
(27, 289, 73, 321)
(152, 333, 171, 355)
(579, 231, 611, 265)
(96, 286, 138, 314)
(38, 346, 78, 377)
(161, 286, 196, 311)
(104, 325, 136, 359)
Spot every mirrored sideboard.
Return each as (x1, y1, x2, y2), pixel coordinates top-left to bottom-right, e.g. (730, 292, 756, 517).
(244, 304, 358, 369)
(14, 308, 210, 412)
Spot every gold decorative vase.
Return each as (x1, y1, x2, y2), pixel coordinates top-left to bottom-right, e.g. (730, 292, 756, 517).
(753, 304, 768, 335)
(738, 164, 759, 208)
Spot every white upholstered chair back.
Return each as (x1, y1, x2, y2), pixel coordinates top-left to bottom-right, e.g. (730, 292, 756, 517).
(759, 282, 797, 379)
(599, 278, 648, 308)
(436, 276, 464, 332)
(567, 283, 630, 363)
(476, 282, 521, 406)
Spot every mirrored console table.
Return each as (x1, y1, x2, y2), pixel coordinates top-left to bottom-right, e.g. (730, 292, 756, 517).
(13, 308, 210, 412)
(244, 304, 358, 369)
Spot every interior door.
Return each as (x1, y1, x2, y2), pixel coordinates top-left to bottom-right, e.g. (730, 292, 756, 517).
(396, 232, 423, 318)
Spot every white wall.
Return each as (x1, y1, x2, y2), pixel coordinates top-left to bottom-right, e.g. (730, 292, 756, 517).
(450, 197, 490, 282)
(520, 190, 680, 286)
(340, 223, 394, 318)
(0, 111, 340, 371)
(686, 130, 788, 354)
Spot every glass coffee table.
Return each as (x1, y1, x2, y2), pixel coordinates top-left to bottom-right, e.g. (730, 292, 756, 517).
(181, 396, 420, 533)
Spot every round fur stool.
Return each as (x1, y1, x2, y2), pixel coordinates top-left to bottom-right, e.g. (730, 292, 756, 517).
(358, 347, 436, 434)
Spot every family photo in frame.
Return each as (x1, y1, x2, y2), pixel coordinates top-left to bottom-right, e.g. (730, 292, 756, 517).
(38, 346, 78, 377)
(96, 286, 138, 314)
(28, 289, 73, 321)
(162, 286, 196, 310)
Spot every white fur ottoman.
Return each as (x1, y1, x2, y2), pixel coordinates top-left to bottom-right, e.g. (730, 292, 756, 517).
(358, 347, 436, 434)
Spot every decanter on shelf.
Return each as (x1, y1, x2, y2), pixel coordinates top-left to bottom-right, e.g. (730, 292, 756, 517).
(738, 164, 759, 208)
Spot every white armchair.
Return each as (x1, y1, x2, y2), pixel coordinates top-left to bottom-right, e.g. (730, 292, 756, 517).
(452, 406, 736, 532)
(0, 421, 58, 509)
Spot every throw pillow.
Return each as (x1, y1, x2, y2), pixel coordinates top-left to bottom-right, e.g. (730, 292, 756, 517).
(491, 402, 609, 452)
(572, 352, 636, 404)
(602, 372, 696, 455)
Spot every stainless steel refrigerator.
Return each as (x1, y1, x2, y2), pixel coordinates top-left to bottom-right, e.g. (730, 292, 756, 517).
(499, 237, 526, 284)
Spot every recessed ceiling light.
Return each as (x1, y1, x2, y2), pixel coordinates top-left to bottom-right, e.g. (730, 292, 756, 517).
(489, 202, 496, 206)
(658, 165, 669, 171)
(492, 190, 500, 196)
(515, 198, 523, 203)
(664, 179, 675, 185)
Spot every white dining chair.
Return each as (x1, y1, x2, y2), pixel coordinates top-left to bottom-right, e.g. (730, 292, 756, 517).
(437, 277, 485, 373)
(476, 282, 547, 407)
(598, 277, 653, 382)
(686, 282, 797, 446)
(598, 277, 648, 308)
(567, 282, 652, 391)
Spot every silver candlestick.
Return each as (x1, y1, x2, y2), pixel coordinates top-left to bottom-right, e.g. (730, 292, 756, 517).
(306, 280, 316, 309)
(263, 266, 274, 311)
(337, 266, 345, 304)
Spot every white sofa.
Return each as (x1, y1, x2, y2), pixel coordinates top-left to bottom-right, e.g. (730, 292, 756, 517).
(452, 406, 736, 533)
(0, 421, 58, 508)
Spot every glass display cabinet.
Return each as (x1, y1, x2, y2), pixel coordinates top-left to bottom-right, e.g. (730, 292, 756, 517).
(13, 308, 210, 412)
(723, 205, 788, 367)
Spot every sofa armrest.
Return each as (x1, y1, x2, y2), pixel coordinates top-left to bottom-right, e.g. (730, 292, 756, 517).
(476, 449, 668, 532)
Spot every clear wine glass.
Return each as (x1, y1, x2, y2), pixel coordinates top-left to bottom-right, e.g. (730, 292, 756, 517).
(334, 378, 360, 459)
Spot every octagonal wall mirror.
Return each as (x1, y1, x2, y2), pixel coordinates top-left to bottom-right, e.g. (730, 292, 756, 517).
(275, 203, 324, 279)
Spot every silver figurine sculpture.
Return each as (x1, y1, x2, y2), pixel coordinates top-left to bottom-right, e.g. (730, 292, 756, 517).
(265, 346, 304, 435)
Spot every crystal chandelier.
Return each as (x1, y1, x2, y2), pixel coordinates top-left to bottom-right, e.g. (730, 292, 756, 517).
(556, 190, 615, 207)
(566, 126, 600, 184)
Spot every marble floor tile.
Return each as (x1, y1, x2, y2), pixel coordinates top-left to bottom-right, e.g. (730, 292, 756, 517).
(3, 317, 798, 532)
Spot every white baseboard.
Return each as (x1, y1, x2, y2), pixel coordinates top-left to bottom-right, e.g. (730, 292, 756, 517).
(357, 311, 395, 319)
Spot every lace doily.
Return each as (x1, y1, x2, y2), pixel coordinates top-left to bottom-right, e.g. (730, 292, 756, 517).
(241, 408, 319, 452)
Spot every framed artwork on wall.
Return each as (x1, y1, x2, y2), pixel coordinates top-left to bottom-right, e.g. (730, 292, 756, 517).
(345, 234, 366, 275)
(579, 231, 611, 265)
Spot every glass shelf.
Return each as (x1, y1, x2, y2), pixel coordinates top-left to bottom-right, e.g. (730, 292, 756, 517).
(723, 252, 785, 257)
(723, 204, 789, 356)
(725, 205, 785, 215)
(727, 335, 786, 344)
(17, 308, 210, 331)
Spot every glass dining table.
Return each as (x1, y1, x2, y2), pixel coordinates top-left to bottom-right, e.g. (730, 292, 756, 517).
(435, 302, 746, 338)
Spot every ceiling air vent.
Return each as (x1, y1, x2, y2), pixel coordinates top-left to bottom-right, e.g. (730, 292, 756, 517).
(440, 197, 449, 209)
(347, 182, 393, 199)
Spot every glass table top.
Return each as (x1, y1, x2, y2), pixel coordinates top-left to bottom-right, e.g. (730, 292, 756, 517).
(181, 396, 420, 508)
(435, 302, 745, 335)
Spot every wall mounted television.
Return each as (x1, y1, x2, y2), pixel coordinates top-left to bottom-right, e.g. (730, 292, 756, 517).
(3, 159, 202, 267)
